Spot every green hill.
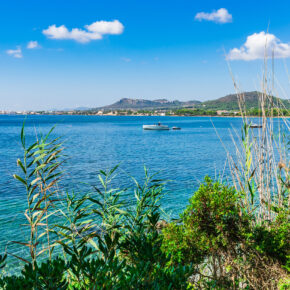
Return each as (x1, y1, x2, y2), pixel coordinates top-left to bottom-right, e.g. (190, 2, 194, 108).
(97, 98, 201, 110)
(77, 91, 289, 114)
(200, 91, 290, 111)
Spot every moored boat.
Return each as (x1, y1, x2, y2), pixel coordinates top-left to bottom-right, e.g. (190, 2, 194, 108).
(143, 122, 169, 130)
(250, 123, 262, 128)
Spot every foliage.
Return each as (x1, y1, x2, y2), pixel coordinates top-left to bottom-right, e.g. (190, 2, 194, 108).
(0, 258, 67, 290)
(11, 124, 64, 268)
(173, 108, 217, 116)
(162, 177, 289, 288)
(252, 212, 290, 266)
(163, 177, 249, 261)
(1, 172, 288, 289)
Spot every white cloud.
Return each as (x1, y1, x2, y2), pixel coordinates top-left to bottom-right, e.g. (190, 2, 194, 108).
(27, 41, 40, 49)
(227, 31, 290, 61)
(6, 46, 22, 58)
(43, 20, 124, 43)
(195, 8, 232, 23)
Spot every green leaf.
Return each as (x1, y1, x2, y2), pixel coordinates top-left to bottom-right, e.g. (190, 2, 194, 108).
(13, 174, 27, 186)
(248, 181, 255, 205)
(20, 121, 25, 148)
(17, 159, 26, 174)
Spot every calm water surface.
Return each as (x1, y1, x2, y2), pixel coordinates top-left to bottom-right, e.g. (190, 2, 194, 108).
(0, 115, 245, 270)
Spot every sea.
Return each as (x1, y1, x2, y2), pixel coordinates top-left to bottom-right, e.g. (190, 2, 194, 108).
(0, 115, 256, 271)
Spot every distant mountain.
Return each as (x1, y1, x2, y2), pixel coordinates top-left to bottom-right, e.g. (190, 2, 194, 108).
(97, 98, 201, 110)
(201, 91, 290, 111)
(74, 91, 289, 112)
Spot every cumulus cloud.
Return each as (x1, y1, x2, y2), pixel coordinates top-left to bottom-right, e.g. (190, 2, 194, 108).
(43, 20, 124, 43)
(227, 31, 290, 61)
(195, 8, 232, 23)
(27, 41, 40, 49)
(6, 46, 22, 58)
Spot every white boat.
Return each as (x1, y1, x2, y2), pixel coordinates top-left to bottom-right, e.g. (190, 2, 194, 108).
(143, 122, 169, 130)
(250, 123, 262, 128)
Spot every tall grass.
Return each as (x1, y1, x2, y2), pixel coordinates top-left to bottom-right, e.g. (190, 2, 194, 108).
(11, 125, 64, 268)
(226, 56, 289, 224)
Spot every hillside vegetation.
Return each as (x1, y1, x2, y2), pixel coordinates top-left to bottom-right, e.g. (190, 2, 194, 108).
(200, 91, 290, 111)
(98, 98, 201, 110)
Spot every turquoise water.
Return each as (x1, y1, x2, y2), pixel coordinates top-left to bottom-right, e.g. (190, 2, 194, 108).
(0, 115, 244, 270)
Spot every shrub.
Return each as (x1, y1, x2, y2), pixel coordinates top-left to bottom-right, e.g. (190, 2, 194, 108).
(0, 258, 67, 290)
(162, 177, 249, 264)
(162, 177, 289, 288)
(252, 212, 290, 266)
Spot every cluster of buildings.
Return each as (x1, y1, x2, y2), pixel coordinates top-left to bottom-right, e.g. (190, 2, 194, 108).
(0, 110, 50, 115)
(0, 109, 167, 116)
(0, 109, 240, 117)
(91, 110, 167, 116)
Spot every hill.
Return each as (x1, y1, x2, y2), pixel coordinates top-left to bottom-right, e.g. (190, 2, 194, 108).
(77, 91, 289, 113)
(97, 98, 201, 110)
(200, 91, 290, 111)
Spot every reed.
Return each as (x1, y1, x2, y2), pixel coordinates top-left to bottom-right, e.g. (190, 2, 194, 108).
(226, 56, 289, 224)
(12, 125, 64, 268)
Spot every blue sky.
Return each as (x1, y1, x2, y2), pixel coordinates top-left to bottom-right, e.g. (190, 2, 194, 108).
(1, 0, 290, 110)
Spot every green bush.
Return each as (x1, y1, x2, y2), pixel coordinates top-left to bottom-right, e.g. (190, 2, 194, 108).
(0, 258, 67, 290)
(162, 177, 289, 288)
(252, 212, 290, 266)
(162, 177, 250, 264)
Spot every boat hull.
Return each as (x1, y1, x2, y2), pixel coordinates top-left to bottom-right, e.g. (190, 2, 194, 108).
(143, 125, 169, 130)
(250, 124, 262, 128)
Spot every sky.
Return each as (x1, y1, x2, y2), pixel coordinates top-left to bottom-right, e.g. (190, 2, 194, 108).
(0, 0, 290, 111)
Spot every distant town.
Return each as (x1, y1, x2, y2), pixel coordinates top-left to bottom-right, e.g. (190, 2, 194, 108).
(0, 108, 241, 117)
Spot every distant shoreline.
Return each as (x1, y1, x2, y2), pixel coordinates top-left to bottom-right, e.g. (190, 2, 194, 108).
(1, 113, 288, 118)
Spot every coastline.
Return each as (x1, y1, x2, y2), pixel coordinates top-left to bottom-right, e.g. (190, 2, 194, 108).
(1, 113, 288, 118)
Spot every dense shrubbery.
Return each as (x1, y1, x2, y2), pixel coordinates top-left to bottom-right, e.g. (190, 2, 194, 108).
(173, 108, 218, 116)
(162, 178, 289, 288)
(0, 160, 194, 288)
(0, 174, 288, 288)
(162, 177, 250, 265)
(247, 108, 289, 116)
(0, 123, 289, 289)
